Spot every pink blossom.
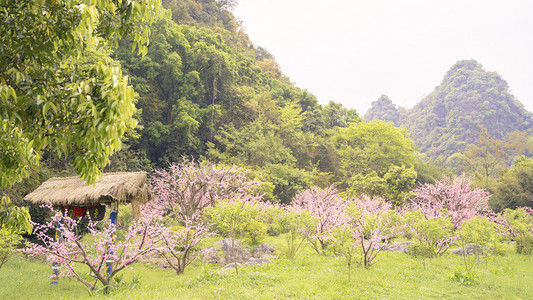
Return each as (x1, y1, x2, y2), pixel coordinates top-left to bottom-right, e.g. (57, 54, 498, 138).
(347, 195, 403, 267)
(22, 205, 167, 294)
(157, 215, 213, 274)
(149, 159, 262, 221)
(408, 176, 490, 228)
(291, 185, 348, 254)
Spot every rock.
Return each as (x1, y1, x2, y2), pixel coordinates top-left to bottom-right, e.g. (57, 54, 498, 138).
(449, 243, 483, 256)
(216, 238, 243, 253)
(214, 238, 255, 264)
(223, 262, 243, 270)
(244, 257, 271, 266)
(201, 247, 226, 265)
(449, 248, 464, 255)
(385, 241, 414, 254)
(252, 243, 276, 258)
(202, 239, 276, 268)
(225, 248, 252, 264)
(465, 243, 483, 254)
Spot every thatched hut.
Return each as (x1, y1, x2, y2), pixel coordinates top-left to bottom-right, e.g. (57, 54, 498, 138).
(23, 172, 152, 218)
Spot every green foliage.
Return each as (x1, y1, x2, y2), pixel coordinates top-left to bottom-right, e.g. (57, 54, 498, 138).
(461, 126, 511, 186)
(457, 216, 503, 273)
(242, 219, 267, 245)
(280, 210, 317, 259)
(257, 204, 284, 237)
(1, 0, 162, 234)
(490, 156, 533, 211)
(95, 273, 141, 295)
(0, 196, 32, 234)
(349, 148, 439, 204)
(320, 101, 360, 130)
(347, 172, 387, 198)
(210, 116, 296, 168)
(163, 0, 239, 33)
(0, 227, 24, 269)
(404, 210, 455, 257)
(450, 269, 479, 286)
(383, 165, 417, 205)
(335, 120, 416, 200)
(116, 205, 134, 231)
(333, 120, 415, 177)
(331, 226, 359, 280)
(413, 152, 447, 185)
(203, 200, 266, 245)
(501, 208, 533, 258)
(256, 205, 316, 259)
(203, 199, 268, 274)
(114, 11, 341, 204)
(1, 0, 162, 186)
(408, 243, 436, 260)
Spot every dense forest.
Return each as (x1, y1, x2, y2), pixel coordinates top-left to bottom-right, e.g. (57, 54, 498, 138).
(2, 0, 532, 212)
(4, 0, 434, 206)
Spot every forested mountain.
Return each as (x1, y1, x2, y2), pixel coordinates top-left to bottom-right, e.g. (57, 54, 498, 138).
(110, 0, 368, 203)
(3, 0, 441, 206)
(366, 60, 533, 163)
(107, 0, 441, 204)
(364, 95, 404, 127)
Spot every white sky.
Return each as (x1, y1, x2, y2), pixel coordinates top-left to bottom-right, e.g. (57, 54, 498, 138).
(233, 0, 533, 115)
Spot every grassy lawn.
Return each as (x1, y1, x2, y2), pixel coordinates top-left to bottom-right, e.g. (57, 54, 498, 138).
(1, 236, 532, 299)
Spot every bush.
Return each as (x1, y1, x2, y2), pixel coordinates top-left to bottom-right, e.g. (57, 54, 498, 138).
(280, 210, 317, 259)
(203, 199, 267, 244)
(243, 219, 267, 244)
(403, 210, 456, 256)
(501, 208, 533, 258)
(204, 199, 268, 274)
(0, 227, 24, 269)
(258, 204, 285, 237)
(457, 216, 503, 273)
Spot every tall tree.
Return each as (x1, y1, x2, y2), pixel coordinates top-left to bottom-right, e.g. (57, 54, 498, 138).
(490, 156, 533, 211)
(461, 126, 510, 186)
(332, 120, 416, 196)
(0, 0, 162, 231)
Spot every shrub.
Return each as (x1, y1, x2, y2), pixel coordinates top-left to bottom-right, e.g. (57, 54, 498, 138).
(280, 209, 317, 259)
(0, 227, 24, 269)
(203, 199, 267, 274)
(291, 186, 348, 255)
(403, 210, 456, 256)
(22, 206, 168, 295)
(501, 207, 533, 259)
(345, 196, 404, 268)
(457, 216, 503, 274)
(409, 176, 490, 229)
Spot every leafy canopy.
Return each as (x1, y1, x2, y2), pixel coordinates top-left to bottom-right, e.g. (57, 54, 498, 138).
(0, 0, 162, 186)
(0, 0, 162, 233)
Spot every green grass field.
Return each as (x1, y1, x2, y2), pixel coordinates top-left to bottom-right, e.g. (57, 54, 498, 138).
(2, 236, 532, 299)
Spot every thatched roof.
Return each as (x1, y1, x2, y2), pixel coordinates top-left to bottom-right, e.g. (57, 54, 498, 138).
(23, 172, 152, 206)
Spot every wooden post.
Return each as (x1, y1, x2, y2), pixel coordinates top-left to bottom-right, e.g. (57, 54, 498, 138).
(106, 202, 118, 278)
(51, 219, 62, 285)
(131, 199, 141, 219)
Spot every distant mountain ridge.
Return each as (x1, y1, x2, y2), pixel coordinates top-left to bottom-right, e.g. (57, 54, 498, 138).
(365, 60, 533, 162)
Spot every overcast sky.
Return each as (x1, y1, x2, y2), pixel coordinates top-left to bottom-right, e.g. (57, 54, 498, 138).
(233, 0, 533, 115)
